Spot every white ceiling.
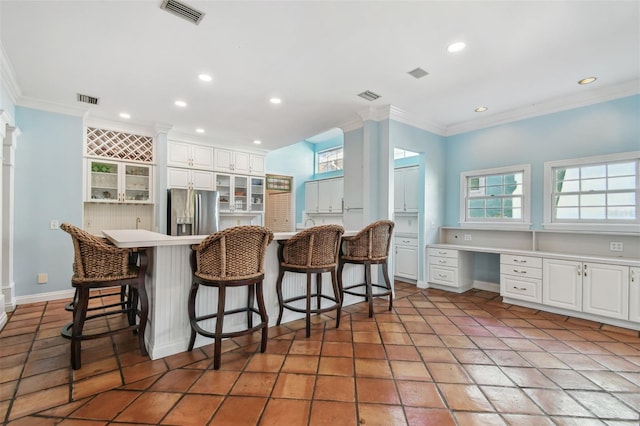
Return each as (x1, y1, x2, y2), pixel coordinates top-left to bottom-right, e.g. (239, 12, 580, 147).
(1, 1, 639, 150)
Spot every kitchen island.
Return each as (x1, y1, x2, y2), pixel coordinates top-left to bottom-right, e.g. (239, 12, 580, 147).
(103, 229, 364, 360)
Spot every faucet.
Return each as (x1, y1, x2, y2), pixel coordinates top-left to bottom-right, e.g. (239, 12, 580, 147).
(304, 218, 316, 228)
(135, 217, 141, 229)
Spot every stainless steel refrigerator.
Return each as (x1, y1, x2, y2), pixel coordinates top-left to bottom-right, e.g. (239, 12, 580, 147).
(167, 188, 220, 236)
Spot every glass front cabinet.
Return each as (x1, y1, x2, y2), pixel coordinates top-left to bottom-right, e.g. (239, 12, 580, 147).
(87, 159, 153, 204)
(215, 173, 264, 213)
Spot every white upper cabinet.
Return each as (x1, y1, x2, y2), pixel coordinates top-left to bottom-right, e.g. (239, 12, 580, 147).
(318, 178, 343, 213)
(214, 148, 264, 175)
(168, 141, 214, 170)
(394, 166, 419, 212)
(87, 159, 153, 204)
(167, 167, 215, 190)
(305, 181, 319, 213)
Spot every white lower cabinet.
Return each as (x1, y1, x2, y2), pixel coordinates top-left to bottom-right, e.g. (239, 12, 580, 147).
(500, 254, 542, 303)
(630, 268, 640, 323)
(543, 259, 629, 320)
(394, 236, 418, 280)
(427, 247, 473, 292)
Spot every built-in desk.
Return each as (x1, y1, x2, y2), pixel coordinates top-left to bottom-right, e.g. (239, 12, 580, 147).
(427, 227, 640, 331)
(103, 229, 363, 359)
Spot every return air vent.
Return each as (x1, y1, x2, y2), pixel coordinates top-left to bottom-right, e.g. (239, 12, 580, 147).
(160, 0, 205, 25)
(77, 93, 99, 105)
(408, 67, 429, 79)
(358, 90, 381, 101)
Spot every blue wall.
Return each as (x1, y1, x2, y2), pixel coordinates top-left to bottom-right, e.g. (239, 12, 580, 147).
(444, 95, 640, 228)
(265, 140, 315, 224)
(14, 107, 83, 296)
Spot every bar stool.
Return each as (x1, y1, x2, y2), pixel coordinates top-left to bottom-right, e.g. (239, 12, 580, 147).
(338, 220, 394, 317)
(60, 223, 149, 370)
(275, 225, 344, 337)
(187, 226, 273, 370)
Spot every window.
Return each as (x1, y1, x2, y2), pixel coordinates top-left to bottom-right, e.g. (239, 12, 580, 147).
(544, 151, 640, 231)
(394, 148, 419, 159)
(460, 164, 531, 228)
(317, 147, 343, 173)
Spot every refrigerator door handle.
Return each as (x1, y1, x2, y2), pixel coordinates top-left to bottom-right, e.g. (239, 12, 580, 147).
(194, 193, 200, 235)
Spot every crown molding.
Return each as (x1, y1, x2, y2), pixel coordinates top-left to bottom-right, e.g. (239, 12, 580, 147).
(445, 79, 640, 136)
(0, 42, 21, 105)
(17, 96, 89, 117)
(85, 116, 160, 137)
(387, 105, 447, 135)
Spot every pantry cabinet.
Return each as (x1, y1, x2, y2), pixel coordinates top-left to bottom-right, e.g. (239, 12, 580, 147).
(394, 166, 419, 213)
(167, 167, 214, 190)
(394, 236, 418, 280)
(214, 148, 264, 175)
(168, 141, 214, 170)
(87, 159, 153, 204)
(215, 174, 265, 213)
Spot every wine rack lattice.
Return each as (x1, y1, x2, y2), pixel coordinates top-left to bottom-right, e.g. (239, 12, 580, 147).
(86, 127, 153, 162)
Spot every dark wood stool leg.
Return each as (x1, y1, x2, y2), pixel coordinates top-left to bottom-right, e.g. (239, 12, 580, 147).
(247, 283, 255, 329)
(365, 262, 373, 318)
(331, 269, 341, 329)
(136, 282, 149, 356)
(213, 285, 226, 370)
(187, 281, 199, 351)
(382, 262, 393, 311)
(256, 280, 268, 353)
(337, 260, 345, 309)
(316, 273, 323, 315)
(71, 287, 90, 370)
(276, 270, 286, 326)
(305, 272, 312, 338)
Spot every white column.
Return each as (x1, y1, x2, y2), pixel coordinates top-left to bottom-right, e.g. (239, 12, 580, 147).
(2, 123, 20, 312)
(0, 111, 7, 326)
(153, 124, 171, 233)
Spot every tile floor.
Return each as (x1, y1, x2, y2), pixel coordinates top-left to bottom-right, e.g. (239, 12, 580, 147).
(1, 281, 639, 425)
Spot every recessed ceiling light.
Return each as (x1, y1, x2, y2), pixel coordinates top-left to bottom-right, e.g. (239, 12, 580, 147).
(270, 98, 282, 104)
(578, 76, 597, 85)
(119, 112, 131, 119)
(475, 106, 488, 112)
(253, 140, 262, 145)
(196, 128, 205, 134)
(198, 73, 212, 82)
(447, 41, 466, 53)
(174, 100, 187, 107)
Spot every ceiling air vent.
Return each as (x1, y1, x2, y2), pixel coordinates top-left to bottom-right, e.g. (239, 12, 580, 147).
(358, 90, 381, 101)
(408, 67, 429, 79)
(160, 0, 205, 25)
(77, 93, 99, 105)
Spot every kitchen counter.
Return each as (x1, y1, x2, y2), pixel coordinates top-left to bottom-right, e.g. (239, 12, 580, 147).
(102, 229, 363, 360)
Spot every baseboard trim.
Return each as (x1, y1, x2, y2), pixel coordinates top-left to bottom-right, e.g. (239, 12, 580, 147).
(16, 289, 75, 306)
(473, 280, 500, 293)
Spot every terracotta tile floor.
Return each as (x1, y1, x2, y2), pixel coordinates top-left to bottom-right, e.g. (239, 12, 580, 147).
(1, 281, 639, 425)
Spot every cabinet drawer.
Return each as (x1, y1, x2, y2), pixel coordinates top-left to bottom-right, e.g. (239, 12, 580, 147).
(396, 237, 418, 247)
(429, 265, 458, 287)
(427, 247, 457, 259)
(500, 264, 542, 280)
(501, 254, 541, 268)
(429, 256, 459, 268)
(501, 275, 542, 303)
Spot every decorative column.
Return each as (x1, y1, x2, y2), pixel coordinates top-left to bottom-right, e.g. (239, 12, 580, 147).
(2, 122, 20, 312)
(153, 124, 171, 233)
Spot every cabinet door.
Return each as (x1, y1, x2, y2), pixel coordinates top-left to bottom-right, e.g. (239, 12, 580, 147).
(232, 175, 249, 211)
(305, 181, 319, 213)
(191, 170, 215, 190)
(167, 141, 192, 167)
(88, 159, 120, 202)
(191, 145, 214, 170)
(394, 169, 405, 212)
(214, 149, 234, 172)
(249, 154, 264, 175)
(583, 263, 629, 320)
(395, 245, 418, 280)
(318, 178, 343, 213)
(233, 152, 251, 174)
(403, 167, 419, 212)
(167, 168, 190, 189)
(123, 164, 152, 203)
(216, 173, 232, 211)
(250, 177, 265, 212)
(543, 259, 582, 312)
(630, 267, 640, 323)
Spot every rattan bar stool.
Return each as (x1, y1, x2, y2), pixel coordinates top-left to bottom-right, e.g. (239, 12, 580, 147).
(275, 225, 344, 337)
(338, 220, 394, 317)
(187, 226, 274, 370)
(60, 223, 149, 370)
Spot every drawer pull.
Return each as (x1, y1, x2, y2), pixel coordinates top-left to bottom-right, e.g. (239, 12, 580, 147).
(512, 286, 527, 291)
(512, 269, 527, 274)
(513, 259, 527, 263)
(438, 260, 447, 264)
(438, 251, 448, 255)
(438, 274, 448, 278)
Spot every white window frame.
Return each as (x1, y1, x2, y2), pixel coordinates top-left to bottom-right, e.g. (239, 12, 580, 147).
(543, 151, 640, 232)
(316, 147, 343, 174)
(459, 164, 531, 230)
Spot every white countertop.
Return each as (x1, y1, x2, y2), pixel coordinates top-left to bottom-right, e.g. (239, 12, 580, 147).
(103, 229, 356, 248)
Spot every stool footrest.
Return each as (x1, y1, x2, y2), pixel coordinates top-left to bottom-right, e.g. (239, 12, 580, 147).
(342, 282, 392, 298)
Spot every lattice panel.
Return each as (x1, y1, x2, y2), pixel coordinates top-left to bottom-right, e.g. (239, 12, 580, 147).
(86, 127, 153, 162)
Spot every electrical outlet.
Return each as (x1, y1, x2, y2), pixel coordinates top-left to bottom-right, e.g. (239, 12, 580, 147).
(37, 273, 48, 284)
(464, 234, 472, 241)
(50, 220, 59, 230)
(610, 241, 624, 252)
